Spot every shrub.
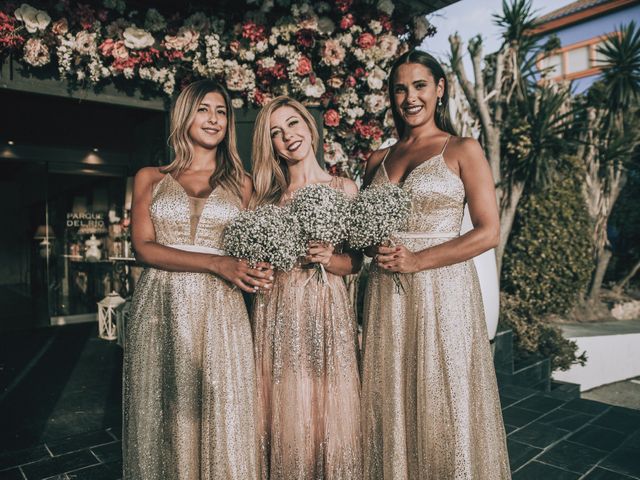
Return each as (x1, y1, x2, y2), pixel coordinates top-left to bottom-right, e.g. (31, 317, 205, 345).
(501, 157, 594, 369)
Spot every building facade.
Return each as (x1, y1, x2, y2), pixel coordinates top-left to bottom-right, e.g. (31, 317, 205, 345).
(533, 0, 640, 92)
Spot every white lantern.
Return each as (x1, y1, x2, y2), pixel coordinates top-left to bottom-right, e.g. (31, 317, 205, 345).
(98, 291, 126, 340)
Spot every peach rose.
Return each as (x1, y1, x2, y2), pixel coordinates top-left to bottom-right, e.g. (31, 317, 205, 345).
(323, 109, 340, 127)
(357, 32, 376, 49)
(296, 55, 312, 76)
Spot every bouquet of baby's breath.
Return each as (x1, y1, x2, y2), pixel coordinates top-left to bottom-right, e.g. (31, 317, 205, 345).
(347, 183, 411, 249)
(223, 204, 305, 272)
(348, 183, 411, 293)
(289, 183, 352, 281)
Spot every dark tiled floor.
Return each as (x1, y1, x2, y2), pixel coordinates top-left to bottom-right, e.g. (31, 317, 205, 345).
(1, 324, 639, 479)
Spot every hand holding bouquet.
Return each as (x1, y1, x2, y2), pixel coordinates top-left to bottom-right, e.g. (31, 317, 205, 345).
(223, 204, 305, 272)
(347, 183, 411, 292)
(288, 183, 351, 281)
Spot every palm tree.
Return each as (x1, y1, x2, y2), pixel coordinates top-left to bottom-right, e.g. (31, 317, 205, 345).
(448, 0, 573, 275)
(581, 21, 640, 301)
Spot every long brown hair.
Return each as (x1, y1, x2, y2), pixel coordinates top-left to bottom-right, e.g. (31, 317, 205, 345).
(388, 49, 458, 138)
(162, 79, 245, 198)
(250, 95, 320, 208)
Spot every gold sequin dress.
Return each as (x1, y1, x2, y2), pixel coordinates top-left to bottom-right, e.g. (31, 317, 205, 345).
(123, 174, 258, 480)
(361, 141, 511, 479)
(253, 177, 362, 480)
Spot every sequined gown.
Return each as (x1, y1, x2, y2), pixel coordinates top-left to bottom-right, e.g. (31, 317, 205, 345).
(123, 174, 258, 480)
(253, 177, 362, 480)
(361, 141, 511, 479)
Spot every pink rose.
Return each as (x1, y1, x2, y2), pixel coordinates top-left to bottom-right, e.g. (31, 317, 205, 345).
(296, 56, 312, 76)
(51, 18, 68, 35)
(324, 109, 340, 127)
(346, 76, 356, 87)
(357, 32, 376, 49)
(340, 14, 354, 30)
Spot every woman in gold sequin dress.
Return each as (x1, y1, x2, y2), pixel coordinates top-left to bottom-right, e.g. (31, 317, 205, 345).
(361, 51, 511, 479)
(251, 96, 363, 479)
(123, 80, 272, 479)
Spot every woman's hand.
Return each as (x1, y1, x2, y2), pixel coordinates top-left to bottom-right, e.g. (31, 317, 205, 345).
(211, 256, 274, 293)
(305, 241, 335, 266)
(375, 245, 422, 274)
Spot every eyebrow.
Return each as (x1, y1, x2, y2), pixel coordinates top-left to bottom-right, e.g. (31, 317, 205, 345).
(199, 101, 226, 109)
(270, 115, 298, 131)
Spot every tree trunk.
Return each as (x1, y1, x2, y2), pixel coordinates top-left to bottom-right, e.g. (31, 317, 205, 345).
(589, 247, 613, 302)
(496, 182, 525, 275)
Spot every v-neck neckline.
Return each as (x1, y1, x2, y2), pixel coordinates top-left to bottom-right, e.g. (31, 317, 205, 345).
(381, 151, 444, 186)
(165, 174, 218, 241)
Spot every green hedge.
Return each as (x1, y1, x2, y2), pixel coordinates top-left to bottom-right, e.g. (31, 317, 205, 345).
(501, 158, 593, 370)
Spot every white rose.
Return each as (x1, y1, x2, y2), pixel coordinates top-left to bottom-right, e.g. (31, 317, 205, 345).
(255, 40, 268, 53)
(369, 20, 382, 35)
(301, 77, 325, 98)
(412, 16, 432, 41)
(73, 31, 97, 55)
(14, 4, 51, 33)
(232, 98, 245, 109)
(23, 38, 50, 67)
(239, 49, 255, 61)
(377, 0, 394, 15)
(365, 93, 387, 114)
(378, 34, 399, 59)
(367, 66, 387, 90)
(123, 27, 155, 50)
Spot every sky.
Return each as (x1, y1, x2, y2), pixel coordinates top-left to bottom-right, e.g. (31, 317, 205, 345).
(420, 0, 576, 62)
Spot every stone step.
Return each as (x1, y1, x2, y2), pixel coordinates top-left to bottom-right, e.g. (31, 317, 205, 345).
(497, 355, 551, 392)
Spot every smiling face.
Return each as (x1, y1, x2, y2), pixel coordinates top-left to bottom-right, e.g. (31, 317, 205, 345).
(392, 63, 444, 132)
(269, 105, 314, 164)
(187, 91, 228, 150)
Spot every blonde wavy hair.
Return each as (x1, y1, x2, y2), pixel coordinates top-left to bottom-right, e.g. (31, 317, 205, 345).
(162, 80, 245, 199)
(251, 96, 319, 208)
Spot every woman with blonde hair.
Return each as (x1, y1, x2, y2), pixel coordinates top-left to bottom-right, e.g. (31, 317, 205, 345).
(124, 80, 271, 479)
(251, 96, 363, 479)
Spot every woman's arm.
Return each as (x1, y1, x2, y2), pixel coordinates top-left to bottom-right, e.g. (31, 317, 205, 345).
(131, 167, 273, 292)
(377, 137, 499, 273)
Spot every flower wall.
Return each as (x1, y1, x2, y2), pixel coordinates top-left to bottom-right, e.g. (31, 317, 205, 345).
(1, 0, 436, 178)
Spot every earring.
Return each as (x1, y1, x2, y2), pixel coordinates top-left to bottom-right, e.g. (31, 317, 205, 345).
(438, 97, 443, 107)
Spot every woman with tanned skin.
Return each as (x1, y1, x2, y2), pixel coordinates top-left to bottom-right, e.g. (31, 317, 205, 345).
(251, 96, 363, 479)
(123, 80, 271, 479)
(360, 50, 511, 479)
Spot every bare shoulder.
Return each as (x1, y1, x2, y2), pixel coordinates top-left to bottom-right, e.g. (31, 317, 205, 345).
(367, 147, 389, 170)
(340, 177, 359, 198)
(134, 166, 165, 190)
(447, 136, 484, 158)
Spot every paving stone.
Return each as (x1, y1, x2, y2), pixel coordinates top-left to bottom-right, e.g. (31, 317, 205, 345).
(505, 423, 518, 435)
(499, 393, 522, 409)
(569, 425, 628, 452)
(562, 398, 610, 415)
(499, 385, 538, 400)
(538, 408, 596, 431)
(513, 460, 580, 479)
(515, 395, 565, 413)
(593, 407, 640, 434)
(90, 443, 121, 465)
(21, 451, 98, 480)
(537, 440, 607, 474)
(66, 461, 122, 480)
(0, 445, 50, 470)
(507, 439, 542, 471)
(502, 406, 542, 428)
(46, 431, 116, 456)
(509, 422, 568, 449)
(582, 467, 638, 479)
(0, 468, 25, 480)
(600, 446, 640, 478)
